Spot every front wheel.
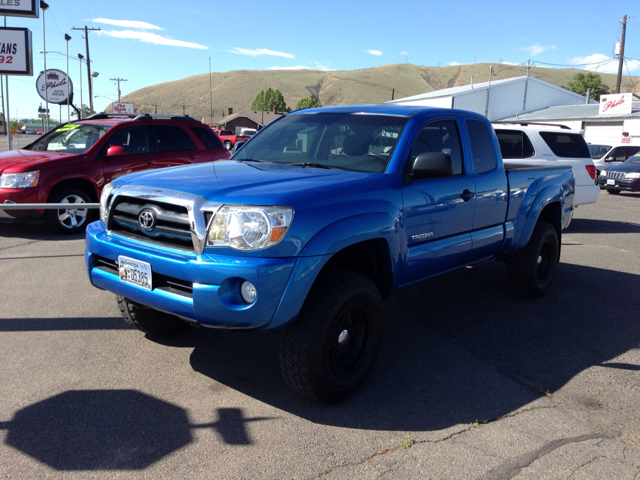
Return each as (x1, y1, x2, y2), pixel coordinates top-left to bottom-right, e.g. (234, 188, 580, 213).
(506, 221, 559, 298)
(607, 188, 621, 195)
(279, 270, 383, 403)
(117, 295, 189, 336)
(224, 140, 232, 150)
(45, 188, 95, 234)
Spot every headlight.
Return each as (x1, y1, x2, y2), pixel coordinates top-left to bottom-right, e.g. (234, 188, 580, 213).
(100, 183, 118, 225)
(0, 171, 39, 188)
(600, 170, 606, 176)
(624, 172, 640, 179)
(207, 205, 293, 250)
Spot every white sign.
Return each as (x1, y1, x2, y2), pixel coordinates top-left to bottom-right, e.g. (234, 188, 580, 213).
(37, 113, 49, 119)
(0, 0, 39, 18)
(36, 69, 73, 104)
(599, 93, 632, 116)
(0, 27, 32, 75)
(112, 103, 135, 114)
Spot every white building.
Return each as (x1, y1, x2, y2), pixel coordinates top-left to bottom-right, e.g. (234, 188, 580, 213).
(387, 76, 594, 122)
(498, 101, 640, 145)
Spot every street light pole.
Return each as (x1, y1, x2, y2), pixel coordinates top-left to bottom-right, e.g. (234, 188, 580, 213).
(78, 54, 84, 118)
(65, 34, 71, 122)
(41, 1, 50, 132)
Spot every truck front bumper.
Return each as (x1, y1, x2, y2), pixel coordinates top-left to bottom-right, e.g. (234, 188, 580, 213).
(85, 221, 305, 330)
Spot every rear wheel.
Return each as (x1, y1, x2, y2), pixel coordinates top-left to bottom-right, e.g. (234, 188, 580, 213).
(117, 295, 189, 336)
(506, 221, 559, 298)
(279, 270, 383, 403)
(45, 188, 95, 234)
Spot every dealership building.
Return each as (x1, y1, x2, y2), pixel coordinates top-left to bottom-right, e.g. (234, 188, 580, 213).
(388, 75, 640, 145)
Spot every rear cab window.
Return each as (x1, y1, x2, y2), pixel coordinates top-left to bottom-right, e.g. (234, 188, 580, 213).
(539, 132, 590, 158)
(467, 120, 497, 174)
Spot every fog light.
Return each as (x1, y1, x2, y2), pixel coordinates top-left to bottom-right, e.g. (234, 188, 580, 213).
(240, 281, 257, 303)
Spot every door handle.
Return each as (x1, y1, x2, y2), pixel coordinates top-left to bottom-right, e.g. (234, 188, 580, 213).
(460, 189, 475, 200)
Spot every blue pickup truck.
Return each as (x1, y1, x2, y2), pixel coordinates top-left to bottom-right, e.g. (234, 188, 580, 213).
(85, 105, 574, 402)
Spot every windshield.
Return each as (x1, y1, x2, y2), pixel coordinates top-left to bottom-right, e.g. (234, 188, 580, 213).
(588, 144, 611, 159)
(233, 112, 408, 173)
(29, 123, 111, 154)
(627, 153, 640, 164)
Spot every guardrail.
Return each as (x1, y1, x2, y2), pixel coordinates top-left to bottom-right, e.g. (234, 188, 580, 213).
(0, 203, 100, 210)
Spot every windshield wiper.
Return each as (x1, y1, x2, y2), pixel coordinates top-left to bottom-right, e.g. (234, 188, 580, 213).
(288, 162, 339, 170)
(236, 158, 273, 164)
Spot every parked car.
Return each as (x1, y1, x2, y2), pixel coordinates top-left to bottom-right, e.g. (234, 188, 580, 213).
(493, 123, 598, 206)
(597, 152, 640, 194)
(85, 104, 575, 402)
(588, 143, 640, 180)
(23, 128, 37, 135)
(211, 128, 251, 150)
(0, 113, 230, 233)
(35, 129, 43, 135)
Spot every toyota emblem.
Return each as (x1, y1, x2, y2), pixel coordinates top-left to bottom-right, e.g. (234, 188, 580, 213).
(138, 209, 156, 232)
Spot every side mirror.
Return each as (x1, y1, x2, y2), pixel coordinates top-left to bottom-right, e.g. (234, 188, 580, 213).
(106, 145, 127, 157)
(408, 152, 454, 181)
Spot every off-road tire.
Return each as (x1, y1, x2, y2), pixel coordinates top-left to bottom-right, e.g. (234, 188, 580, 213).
(117, 295, 189, 336)
(506, 221, 559, 299)
(278, 270, 383, 403)
(45, 187, 96, 234)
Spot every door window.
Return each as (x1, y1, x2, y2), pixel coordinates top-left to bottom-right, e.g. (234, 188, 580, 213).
(153, 125, 196, 152)
(190, 126, 224, 149)
(410, 120, 464, 176)
(495, 129, 535, 159)
(101, 126, 149, 157)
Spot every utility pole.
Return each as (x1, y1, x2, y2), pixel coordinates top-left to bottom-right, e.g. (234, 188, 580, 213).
(110, 77, 127, 102)
(72, 26, 101, 114)
(615, 15, 627, 94)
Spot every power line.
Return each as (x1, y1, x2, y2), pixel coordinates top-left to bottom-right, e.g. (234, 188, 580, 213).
(110, 78, 127, 102)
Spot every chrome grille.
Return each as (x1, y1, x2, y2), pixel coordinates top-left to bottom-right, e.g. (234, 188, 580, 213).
(103, 185, 222, 254)
(605, 171, 626, 179)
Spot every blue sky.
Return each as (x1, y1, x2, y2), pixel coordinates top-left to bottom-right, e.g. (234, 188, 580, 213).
(2, 0, 639, 123)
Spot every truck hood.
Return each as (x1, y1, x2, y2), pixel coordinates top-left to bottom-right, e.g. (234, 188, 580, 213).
(114, 160, 372, 205)
(0, 149, 80, 174)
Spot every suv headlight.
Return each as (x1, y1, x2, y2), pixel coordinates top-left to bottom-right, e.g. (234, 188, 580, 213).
(624, 172, 640, 179)
(0, 171, 39, 188)
(206, 205, 293, 250)
(100, 183, 118, 225)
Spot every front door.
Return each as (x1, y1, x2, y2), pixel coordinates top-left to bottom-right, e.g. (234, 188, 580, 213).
(400, 119, 476, 285)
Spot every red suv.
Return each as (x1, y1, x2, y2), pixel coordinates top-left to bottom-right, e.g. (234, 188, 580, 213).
(0, 113, 230, 234)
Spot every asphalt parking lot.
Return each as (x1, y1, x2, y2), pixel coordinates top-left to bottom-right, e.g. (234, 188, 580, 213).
(1, 190, 639, 479)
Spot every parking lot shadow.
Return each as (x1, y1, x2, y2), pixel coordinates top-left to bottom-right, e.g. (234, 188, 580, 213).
(180, 259, 639, 432)
(0, 316, 130, 331)
(0, 390, 272, 470)
(566, 217, 640, 234)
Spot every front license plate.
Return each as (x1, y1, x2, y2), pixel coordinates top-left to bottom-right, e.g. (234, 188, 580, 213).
(607, 179, 615, 185)
(118, 255, 152, 290)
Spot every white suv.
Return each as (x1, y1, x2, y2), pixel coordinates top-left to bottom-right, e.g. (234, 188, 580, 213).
(493, 124, 599, 206)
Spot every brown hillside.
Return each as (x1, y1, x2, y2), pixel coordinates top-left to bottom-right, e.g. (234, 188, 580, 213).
(116, 63, 639, 120)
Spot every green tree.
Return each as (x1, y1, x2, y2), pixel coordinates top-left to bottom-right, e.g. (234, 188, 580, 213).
(251, 87, 290, 112)
(562, 72, 609, 100)
(296, 96, 321, 110)
(71, 104, 92, 120)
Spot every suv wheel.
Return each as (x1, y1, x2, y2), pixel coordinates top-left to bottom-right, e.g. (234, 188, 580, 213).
(45, 188, 95, 234)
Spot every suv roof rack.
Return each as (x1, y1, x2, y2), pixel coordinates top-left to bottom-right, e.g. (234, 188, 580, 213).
(132, 113, 199, 122)
(493, 121, 571, 130)
(84, 112, 138, 120)
(83, 112, 200, 122)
